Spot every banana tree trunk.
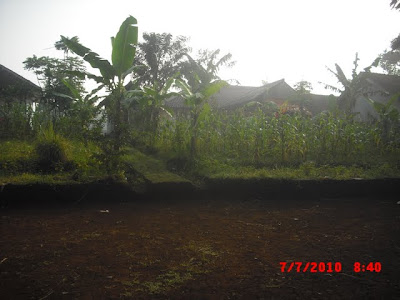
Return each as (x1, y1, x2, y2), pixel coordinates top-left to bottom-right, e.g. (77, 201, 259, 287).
(190, 110, 199, 159)
(113, 91, 123, 153)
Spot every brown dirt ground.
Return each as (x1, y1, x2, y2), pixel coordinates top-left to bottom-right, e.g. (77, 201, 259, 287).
(1, 195, 399, 299)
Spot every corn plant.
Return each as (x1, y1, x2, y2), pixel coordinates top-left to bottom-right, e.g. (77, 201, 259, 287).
(152, 101, 400, 173)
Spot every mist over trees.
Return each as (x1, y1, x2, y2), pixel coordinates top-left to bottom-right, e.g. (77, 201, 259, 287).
(1, 9, 400, 183)
(133, 32, 191, 90)
(23, 47, 86, 115)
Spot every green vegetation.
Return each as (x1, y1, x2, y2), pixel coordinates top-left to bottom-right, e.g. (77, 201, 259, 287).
(174, 50, 230, 158)
(196, 160, 399, 180)
(59, 15, 140, 177)
(1, 15, 400, 189)
(0, 138, 104, 185)
(35, 123, 70, 173)
(119, 240, 219, 296)
(151, 108, 400, 180)
(121, 148, 189, 183)
(24, 49, 86, 116)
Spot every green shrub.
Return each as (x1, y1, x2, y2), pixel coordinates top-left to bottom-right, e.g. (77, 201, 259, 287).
(35, 123, 69, 173)
(299, 161, 316, 176)
(35, 139, 68, 172)
(0, 140, 36, 175)
(0, 158, 36, 175)
(0, 102, 34, 139)
(166, 155, 191, 172)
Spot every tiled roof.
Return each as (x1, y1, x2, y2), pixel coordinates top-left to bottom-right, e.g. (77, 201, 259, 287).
(166, 79, 292, 109)
(0, 64, 41, 91)
(359, 72, 400, 96)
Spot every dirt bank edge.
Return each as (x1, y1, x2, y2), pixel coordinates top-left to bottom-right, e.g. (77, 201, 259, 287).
(204, 177, 400, 200)
(1, 177, 399, 209)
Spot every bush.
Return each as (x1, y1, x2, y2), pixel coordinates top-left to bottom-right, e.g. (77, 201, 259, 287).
(0, 136, 105, 182)
(167, 155, 191, 172)
(0, 140, 36, 175)
(35, 140, 68, 172)
(35, 123, 69, 173)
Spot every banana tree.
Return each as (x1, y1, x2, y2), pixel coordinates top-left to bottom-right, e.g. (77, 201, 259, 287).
(321, 53, 380, 115)
(60, 15, 138, 153)
(60, 79, 102, 145)
(367, 93, 400, 144)
(127, 76, 178, 145)
(175, 55, 227, 157)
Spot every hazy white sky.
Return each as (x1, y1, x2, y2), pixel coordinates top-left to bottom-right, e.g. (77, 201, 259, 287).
(0, 0, 399, 94)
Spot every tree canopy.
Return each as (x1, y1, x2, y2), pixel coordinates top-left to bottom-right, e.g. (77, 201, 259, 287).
(133, 32, 190, 90)
(23, 54, 86, 113)
(390, 0, 400, 10)
(379, 50, 400, 75)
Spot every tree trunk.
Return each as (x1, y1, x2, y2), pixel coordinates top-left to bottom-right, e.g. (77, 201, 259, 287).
(114, 94, 121, 153)
(190, 111, 199, 159)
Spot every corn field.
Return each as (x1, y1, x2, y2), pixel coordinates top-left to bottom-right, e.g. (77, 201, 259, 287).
(151, 108, 400, 168)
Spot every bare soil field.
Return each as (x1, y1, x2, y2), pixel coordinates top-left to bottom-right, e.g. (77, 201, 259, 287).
(1, 194, 399, 299)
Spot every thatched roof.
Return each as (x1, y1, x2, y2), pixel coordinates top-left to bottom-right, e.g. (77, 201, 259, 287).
(166, 79, 296, 109)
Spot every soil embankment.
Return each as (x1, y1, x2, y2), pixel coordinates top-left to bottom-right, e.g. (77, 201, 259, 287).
(1, 178, 399, 209)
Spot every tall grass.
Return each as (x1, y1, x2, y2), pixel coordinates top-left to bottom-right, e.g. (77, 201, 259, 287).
(35, 123, 70, 173)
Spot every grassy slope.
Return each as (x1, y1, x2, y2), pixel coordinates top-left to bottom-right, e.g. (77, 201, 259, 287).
(0, 139, 104, 185)
(0, 140, 191, 186)
(121, 148, 190, 184)
(1, 140, 399, 187)
(194, 159, 400, 180)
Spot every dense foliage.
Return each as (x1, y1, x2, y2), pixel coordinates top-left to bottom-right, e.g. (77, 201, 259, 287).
(144, 107, 400, 170)
(1, 15, 400, 184)
(133, 32, 191, 89)
(23, 54, 86, 115)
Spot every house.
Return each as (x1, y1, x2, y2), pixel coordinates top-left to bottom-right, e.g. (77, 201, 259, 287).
(306, 94, 336, 116)
(166, 79, 294, 112)
(166, 79, 334, 116)
(351, 72, 400, 121)
(0, 64, 42, 138)
(0, 64, 41, 104)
